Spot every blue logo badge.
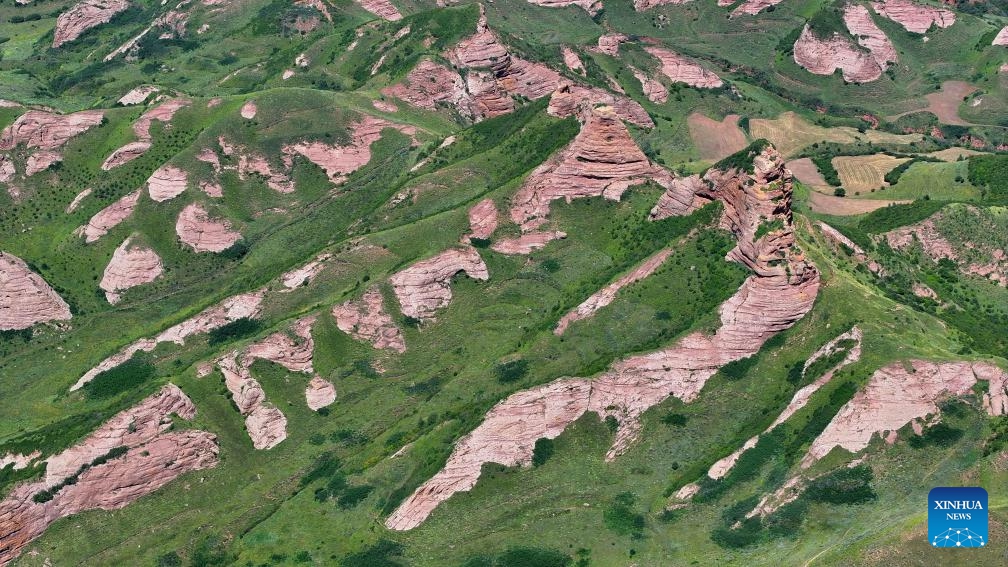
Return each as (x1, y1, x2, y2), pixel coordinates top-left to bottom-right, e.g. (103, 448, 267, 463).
(928, 487, 988, 548)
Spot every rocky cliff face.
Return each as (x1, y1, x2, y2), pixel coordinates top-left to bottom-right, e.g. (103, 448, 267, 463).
(52, 0, 130, 48)
(100, 237, 164, 304)
(0, 252, 72, 330)
(333, 287, 407, 353)
(385, 143, 820, 531)
(631, 66, 670, 103)
(381, 60, 475, 119)
(843, 4, 896, 70)
(546, 83, 654, 128)
(389, 247, 490, 320)
(0, 385, 218, 565)
(870, 0, 954, 33)
(1, 110, 104, 179)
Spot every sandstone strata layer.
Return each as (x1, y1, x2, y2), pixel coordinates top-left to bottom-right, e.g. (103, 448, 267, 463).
(100, 237, 164, 304)
(870, 0, 954, 33)
(175, 203, 242, 253)
(53, 0, 130, 48)
(389, 247, 489, 320)
(644, 46, 723, 88)
(333, 287, 407, 353)
(0, 252, 73, 330)
(75, 190, 140, 243)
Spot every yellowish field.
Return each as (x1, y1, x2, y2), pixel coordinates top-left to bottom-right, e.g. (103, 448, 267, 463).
(749, 112, 922, 157)
(832, 154, 911, 193)
(808, 192, 910, 216)
(926, 147, 988, 162)
(687, 113, 748, 161)
(786, 158, 832, 192)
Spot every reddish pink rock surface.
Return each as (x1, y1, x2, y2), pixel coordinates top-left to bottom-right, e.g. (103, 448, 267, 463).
(118, 85, 159, 106)
(0, 155, 13, 183)
(333, 286, 407, 353)
(634, 0, 691, 9)
(389, 247, 490, 320)
(52, 0, 130, 48)
(306, 376, 337, 410)
(0, 110, 103, 151)
(802, 361, 1008, 466)
(561, 46, 586, 75)
(843, 4, 897, 70)
(547, 82, 654, 128)
(354, 0, 402, 20)
(385, 144, 820, 531)
(65, 187, 92, 213)
(72, 289, 265, 390)
(525, 0, 601, 14)
(100, 237, 164, 304)
(175, 203, 242, 253)
(0, 251, 72, 330)
(282, 115, 417, 185)
(817, 221, 882, 274)
(242, 315, 317, 374)
(644, 46, 723, 88)
(24, 150, 62, 176)
(596, 33, 628, 56)
(199, 180, 223, 198)
(101, 141, 152, 170)
(75, 189, 140, 243)
(870, 0, 955, 33)
(103, 98, 190, 170)
(731, 0, 783, 15)
(793, 25, 886, 83)
(631, 66, 669, 103)
(245, 405, 288, 450)
(0, 384, 218, 565)
(463, 198, 499, 242)
(240, 100, 257, 119)
(555, 248, 672, 334)
(490, 231, 567, 255)
(995, 27, 1008, 46)
(381, 60, 474, 118)
(372, 99, 398, 112)
(281, 253, 332, 289)
(146, 164, 188, 201)
(510, 105, 674, 231)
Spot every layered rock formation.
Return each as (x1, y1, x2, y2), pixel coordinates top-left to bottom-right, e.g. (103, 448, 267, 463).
(595, 33, 627, 56)
(333, 287, 407, 353)
(381, 60, 474, 118)
(509, 105, 675, 232)
(843, 4, 897, 70)
(281, 253, 332, 289)
(525, 0, 601, 13)
(0, 385, 218, 565)
(546, 82, 654, 128)
(490, 231, 567, 255)
(52, 0, 130, 48)
(72, 289, 265, 390)
(463, 198, 499, 243)
(817, 221, 881, 274)
(802, 361, 1008, 466)
(0, 252, 72, 330)
(306, 376, 336, 410)
(75, 190, 140, 243)
(282, 115, 417, 185)
(385, 143, 820, 531)
(102, 98, 190, 170)
(870, 0, 954, 33)
(555, 248, 672, 335)
(354, 0, 402, 20)
(100, 237, 164, 304)
(634, 0, 691, 10)
(561, 46, 585, 75)
(389, 247, 490, 320)
(1, 110, 103, 176)
(217, 137, 295, 193)
(175, 203, 242, 253)
(731, 0, 784, 15)
(793, 24, 888, 83)
(996, 27, 1008, 46)
(24, 151, 61, 176)
(146, 164, 188, 201)
(631, 66, 669, 103)
(117, 85, 159, 106)
(644, 46, 723, 88)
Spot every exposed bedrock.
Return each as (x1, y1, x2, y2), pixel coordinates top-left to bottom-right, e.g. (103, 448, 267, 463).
(100, 237, 164, 304)
(354, 0, 402, 20)
(870, 0, 954, 33)
(306, 376, 337, 410)
(102, 98, 190, 170)
(490, 231, 567, 255)
(792, 24, 888, 83)
(389, 247, 489, 320)
(175, 203, 242, 253)
(547, 82, 654, 128)
(146, 164, 188, 202)
(643, 46, 723, 88)
(75, 190, 140, 243)
(333, 286, 407, 353)
(0, 110, 104, 151)
(0, 252, 72, 330)
(52, 0, 130, 48)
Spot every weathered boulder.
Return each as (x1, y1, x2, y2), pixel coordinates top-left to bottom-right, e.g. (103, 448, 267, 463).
(870, 0, 954, 33)
(306, 376, 337, 410)
(333, 286, 407, 353)
(0, 252, 72, 330)
(644, 46, 723, 88)
(281, 253, 332, 289)
(389, 247, 489, 320)
(245, 405, 287, 449)
(463, 198, 499, 242)
(100, 237, 163, 304)
(53, 0, 130, 48)
(630, 66, 669, 103)
(175, 203, 242, 253)
(75, 190, 140, 243)
(240, 100, 257, 119)
(595, 33, 627, 56)
(561, 46, 585, 75)
(146, 164, 188, 202)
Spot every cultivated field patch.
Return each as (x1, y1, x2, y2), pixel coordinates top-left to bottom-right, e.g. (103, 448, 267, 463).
(749, 112, 922, 157)
(687, 113, 748, 161)
(833, 154, 911, 194)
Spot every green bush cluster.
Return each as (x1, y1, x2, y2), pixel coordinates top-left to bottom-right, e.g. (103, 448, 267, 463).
(207, 317, 261, 346)
(83, 355, 156, 399)
(603, 492, 646, 538)
(299, 452, 374, 508)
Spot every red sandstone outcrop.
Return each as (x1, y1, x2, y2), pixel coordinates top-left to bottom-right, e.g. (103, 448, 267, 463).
(0, 452, 40, 471)
(634, 0, 691, 9)
(217, 137, 294, 193)
(555, 249, 672, 335)
(243, 315, 317, 373)
(65, 188, 92, 213)
(463, 198, 499, 243)
(282, 115, 417, 185)
(281, 253, 332, 289)
(389, 247, 490, 320)
(354, 0, 402, 20)
(381, 60, 475, 118)
(0, 252, 72, 330)
(490, 231, 567, 255)
(644, 46, 723, 88)
(118, 85, 159, 106)
(196, 147, 220, 172)
(995, 27, 1008, 46)
(199, 180, 223, 198)
(631, 66, 669, 103)
(561, 46, 585, 75)
(218, 353, 288, 450)
(793, 24, 886, 83)
(333, 286, 407, 352)
(146, 164, 188, 201)
(870, 0, 954, 33)
(525, 0, 601, 13)
(0, 110, 103, 151)
(175, 203, 242, 253)
(102, 98, 190, 170)
(883, 214, 954, 260)
(843, 4, 897, 69)
(595, 33, 627, 56)
(385, 143, 820, 531)
(0, 385, 218, 565)
(240, 100, 257, 119)
(100, 237, 164, 304)
(0, 155, 13, 183)
(913, 282, 939, 300)
(546, 83, 654, 128)
(245, 405, 287, 450)
(24, 151, 61, 176)
(731, 0, 783, 15)
(52, 0, 130, 48)
(71, 289, 265, 390)
(817, 221, 882, 274)
(75, 189, 140, 243)
(373, 99, 398, 113)
(802, 361, 1008, 467)
(306, 376, 337, 410)
(510, 105, 675, 232)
